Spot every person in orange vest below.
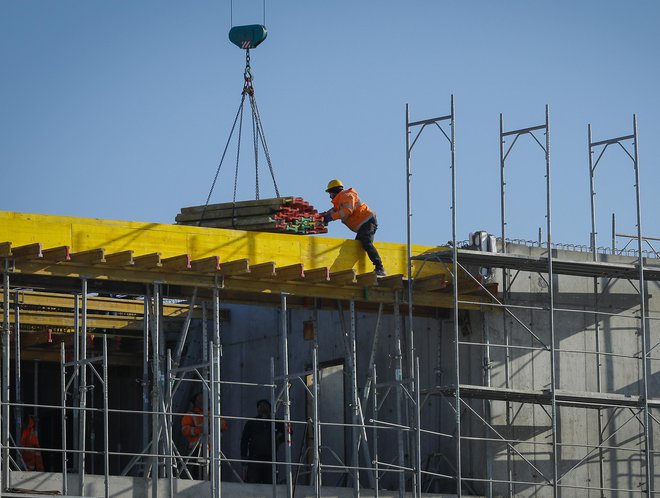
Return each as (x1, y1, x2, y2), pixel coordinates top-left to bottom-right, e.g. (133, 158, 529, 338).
(20, 415, 44, 472)
(181, 391, 228, 451)
(321, 179, 386, 277)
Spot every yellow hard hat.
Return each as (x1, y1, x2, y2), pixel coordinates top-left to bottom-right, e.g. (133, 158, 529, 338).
(326, 179, 344, 192)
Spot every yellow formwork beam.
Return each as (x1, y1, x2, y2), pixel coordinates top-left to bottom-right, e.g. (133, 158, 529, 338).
(0, 211, 448, 278)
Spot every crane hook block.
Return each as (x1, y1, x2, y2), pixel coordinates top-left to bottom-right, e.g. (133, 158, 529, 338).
(229, 25, 268, 49)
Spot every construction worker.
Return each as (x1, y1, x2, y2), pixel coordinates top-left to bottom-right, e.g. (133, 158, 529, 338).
(240, 399, 284, 484)
(321, 179, 386, 277)
(181, 391, 228, 451)
(20, 415, 44, 472)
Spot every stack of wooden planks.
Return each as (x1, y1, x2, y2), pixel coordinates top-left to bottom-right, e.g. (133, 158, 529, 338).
(176, 197, 328, 235)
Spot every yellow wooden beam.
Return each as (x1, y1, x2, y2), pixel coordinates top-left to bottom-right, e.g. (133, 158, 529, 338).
(0, 211, 449, 279)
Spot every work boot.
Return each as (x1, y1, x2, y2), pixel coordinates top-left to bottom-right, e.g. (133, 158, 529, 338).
(375, 267, 387, 278)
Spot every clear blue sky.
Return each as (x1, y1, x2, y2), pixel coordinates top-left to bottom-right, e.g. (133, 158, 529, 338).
(2, 1, 659, 248)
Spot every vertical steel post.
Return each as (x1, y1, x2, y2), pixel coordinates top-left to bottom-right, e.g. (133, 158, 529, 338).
(312, 345, 321, 496)
(632, 115, 652, 498)
(450, 95, 461, 498)
(499, 112, 514, 496)
(150, 283, 161, 498)
(414, 357, 422, 498)
(13, 290, 22, 460)
(165, 350, 173, 498)
(60, 343, 68, 495)
(212, 286, 222, 498)
(2, 267, 10, 488)
(484, 320, 493, 498)
(78, 278, 88, 496)
(588, 123, 606, 497)
(348, 300, 360, 497)
(393, 291, 405, 497)
(372, 364, 379, 498)
(270, 358, 277, 497)
(544, 105, 559, 498)
(73, 293, 80, 471)
(280, 293, 293, 498)
(103, 336, 110, 498)
(142, 288, 150, 476)
(209, 343, 218, 498)
(611, 213, 616, 255)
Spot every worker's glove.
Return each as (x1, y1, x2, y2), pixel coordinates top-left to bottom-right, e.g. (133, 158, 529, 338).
(322, 212, 332, 224)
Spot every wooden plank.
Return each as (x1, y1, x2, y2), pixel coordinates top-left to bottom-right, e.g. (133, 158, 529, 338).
(329, 269, 357, 285)
(180, 197, 294, 214)
(190, 256, 220, 273)
(133, 253, 162, 268)
(0, 242, 11, 258)
(274, 264, 304, 280)
(175, 205, 278, 223)
(377, 274, 404, 290)
(161, 254, 192, 271)
(413, 274, 449, 291)
(220, 259, 250, 276)
(42, 246, 71, 262)
(12, 243, 43, 260)
(70, 248, 105, 264)
(303, 267, 330, 283)
(248, 261, 276, 278)
(105, 250, 134, 266)
(355, 272, 378, 287)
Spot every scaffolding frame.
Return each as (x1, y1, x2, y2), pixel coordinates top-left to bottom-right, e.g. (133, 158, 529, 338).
(409, 103, 658, 497)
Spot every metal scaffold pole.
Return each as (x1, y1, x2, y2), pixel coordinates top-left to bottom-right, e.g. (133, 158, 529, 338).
(211, 285, 222, 498)
(349, 300, 360, 497)
(79, 278, 88, 496)
(150, 283, 162, 498)
(393, 291, 405, 497)
(280, 293, 293, 498)
(632, 115, 652, 498)
(2, 264, 10, 490)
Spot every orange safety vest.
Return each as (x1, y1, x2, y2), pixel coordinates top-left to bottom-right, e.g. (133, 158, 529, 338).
(20, 417, 44, 472)
(329, 188, 375, 232)
(181, 407, 228, 449)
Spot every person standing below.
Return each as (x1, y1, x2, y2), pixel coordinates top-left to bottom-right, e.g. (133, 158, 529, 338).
(181, 392, 228, 451)
(20, 415, 44, 472)
(240, 399, 284, 484)
(321, 179, 386, 277)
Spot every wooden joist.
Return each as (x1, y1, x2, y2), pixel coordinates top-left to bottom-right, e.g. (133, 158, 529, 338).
(275, 264, 305, 280)
(162, 254, 192, 271)
(71, 248, 105, 264)
(134, 253, 161, 268)
(247, 261, 276, 278)
(355, 272, 378, 287)
(42, 246, 71, 262)
(413, 274, 449, 291)
(106, 250, 135, 266)
(191, 256, 220, 273)
(220, 259, 250, 276)
(329, 269, 357, 285)
(303, 267, 330, 283)
(0, 242, 11, 258)
(12, 243, 43, 260)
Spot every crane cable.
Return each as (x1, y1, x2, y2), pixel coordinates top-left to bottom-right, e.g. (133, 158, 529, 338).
(200, 48, 280, 226)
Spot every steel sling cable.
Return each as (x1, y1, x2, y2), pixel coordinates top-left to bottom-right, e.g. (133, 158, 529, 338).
(250, 95, 280, 197)
(199, 93, 247, 226)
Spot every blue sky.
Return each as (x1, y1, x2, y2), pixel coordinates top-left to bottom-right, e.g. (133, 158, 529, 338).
(2, 1, 659, 248)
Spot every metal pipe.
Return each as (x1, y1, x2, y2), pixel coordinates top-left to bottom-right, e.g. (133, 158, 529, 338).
(73, 293, 80, 471)
(2, 266, 10, 488)
(142, 288, 150, 477)
(209, 343, 219, 498)
(484, 320, 492, 498)
(13, 290, 22, 460)
(632, 115, 652, 498)
(414, 357, 422, 498)
(60, 343, 68, 495)
(349, 300, 360, 497)
(173, 288, 198, 367)
(372, 364, 379, 498)
(312, 345, 321, 497)
(270, 357, 277, 498)
(280, 293, 293, 497)
(103, 336, 110, 498)
(165, 349, 173, 498)
(588, 123, 606, 497)
(450, 94, 462, 498)
(151, 283, 161, 498)
(544, 105, 559, 498)
(393, 291, 405, 497)
(212, 286, 222, 497)
(78, 278, 88, 496)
